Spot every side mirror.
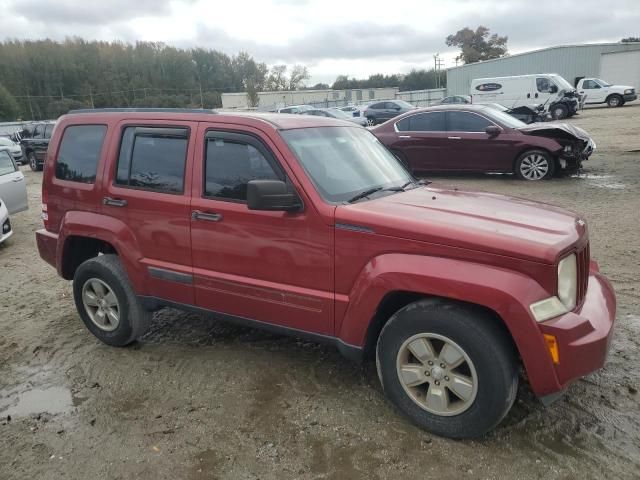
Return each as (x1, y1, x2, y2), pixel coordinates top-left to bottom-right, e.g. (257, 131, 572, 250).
(485, 125, 501, 136)
(247, 180, 302, 212)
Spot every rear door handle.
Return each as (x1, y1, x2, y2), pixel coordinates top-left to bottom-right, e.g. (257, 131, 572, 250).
(447, 136, 462, 140)
(192, 210, 222, 222)
(103, 197, 128, 207)
(399, 135, 411, 139)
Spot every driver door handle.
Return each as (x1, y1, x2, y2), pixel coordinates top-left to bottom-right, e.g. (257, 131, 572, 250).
(103, 197, 127, 207)
(192, 210, 223, 222)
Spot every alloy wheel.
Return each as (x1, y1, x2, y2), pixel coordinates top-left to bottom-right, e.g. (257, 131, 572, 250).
(608, 96, 621, 107)
(81, 278, 120, 331)
(519, 153, 549, 180)
(366, 118, 375, 127)
(396, 333, 478, 416)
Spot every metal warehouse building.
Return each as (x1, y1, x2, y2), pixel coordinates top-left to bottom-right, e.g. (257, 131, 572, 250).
(447, 43, 640, 96)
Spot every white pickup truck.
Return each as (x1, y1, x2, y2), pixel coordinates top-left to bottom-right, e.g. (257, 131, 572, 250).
(576, 78, 637, 107)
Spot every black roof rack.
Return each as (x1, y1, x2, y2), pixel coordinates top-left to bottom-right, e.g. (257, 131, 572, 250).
(67, 108, 218, 115)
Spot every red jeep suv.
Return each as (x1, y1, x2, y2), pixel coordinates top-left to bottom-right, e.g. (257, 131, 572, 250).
(37, 108, 616, 439)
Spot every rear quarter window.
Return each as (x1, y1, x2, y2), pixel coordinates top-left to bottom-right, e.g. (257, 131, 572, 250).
(55, 125, 107, 183)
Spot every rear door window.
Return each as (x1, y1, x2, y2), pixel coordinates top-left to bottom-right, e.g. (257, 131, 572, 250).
(396, 112, 445, 132)
(116, 126, 188, 194)
(447, 111, 493, 132)
(55, 125, 107, 183)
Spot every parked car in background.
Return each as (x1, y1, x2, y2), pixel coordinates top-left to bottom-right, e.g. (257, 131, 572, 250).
(362, 100, 416, 126)
(576, 78, 637, 107)
(277, 105, 314, 114)
(36, 108, 615, 439)
(0, 197, 12, 244)
(439, 95, 471, 105)
(484, 103, 547, 124)
(372, 105, 595, 180)
(471, 74, 582, 119)
(19, 120, 55, 171)
(0, 147, 28, 214)
(303, 107, 368, 126)
(0, 137, 24, 164)
(339, 105, 362, 117)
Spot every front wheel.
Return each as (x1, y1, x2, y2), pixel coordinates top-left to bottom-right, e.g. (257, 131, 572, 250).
(550, 104, 568, 120)
(73, 254, 151, 346)
(376, 299, 518, 439)
(366, 117, 376, 127)
(607, 94, 623, 108)
(515, 149, 555, 181)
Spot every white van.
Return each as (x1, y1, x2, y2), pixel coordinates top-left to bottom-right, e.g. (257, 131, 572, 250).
(470, 74, 580, 119)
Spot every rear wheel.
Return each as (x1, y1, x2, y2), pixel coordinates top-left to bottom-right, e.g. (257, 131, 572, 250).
(28, 152, 41, 171)
(376, 299, 518, 439)
(73, 254, 151, 346)
(515, 149, 555, 181)
(607, 94, 623, 108)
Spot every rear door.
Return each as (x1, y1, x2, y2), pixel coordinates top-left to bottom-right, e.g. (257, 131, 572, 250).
(445, 111, 517, 171)
(102, 120, 197, 305)
(189, 123, 334, 335)
(390, 112, 449, 172)
(0, 149, 28, 214)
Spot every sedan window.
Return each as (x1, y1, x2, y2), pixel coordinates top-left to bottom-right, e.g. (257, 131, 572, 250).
(396, 112, 446, 132)
(447, 111, 493, 132)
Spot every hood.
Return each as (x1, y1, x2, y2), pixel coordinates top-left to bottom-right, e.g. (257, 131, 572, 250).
(336, 185, 585, 264)
(518, 122, 591, 143)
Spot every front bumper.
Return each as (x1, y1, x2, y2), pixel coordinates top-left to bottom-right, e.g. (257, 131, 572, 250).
(0, 216, 12, 243)
(537, 267, 616, 394)
(623, 93, 637, 102)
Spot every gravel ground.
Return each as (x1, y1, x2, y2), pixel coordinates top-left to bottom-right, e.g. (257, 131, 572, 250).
(1, 103, 639, 480)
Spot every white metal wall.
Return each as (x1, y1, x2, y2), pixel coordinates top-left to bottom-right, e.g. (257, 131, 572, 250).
(446, 43, 640, 96)
(600, 50, 640, 89)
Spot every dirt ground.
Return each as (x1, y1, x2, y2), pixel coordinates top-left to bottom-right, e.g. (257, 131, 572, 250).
(1, 103, 639, 480)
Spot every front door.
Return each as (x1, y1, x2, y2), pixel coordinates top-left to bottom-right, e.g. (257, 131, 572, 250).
(101, 120, 197, 305)
(580, 79, 606, 103)
(445, 111, 517, 171)
(190, 124, 334, 335)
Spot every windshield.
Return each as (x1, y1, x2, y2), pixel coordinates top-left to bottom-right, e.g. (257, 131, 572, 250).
(594, 78, 611, 87)
(281, 127, 413, 203)
(328, 108, 352, 119)
(484, 109, 526, 128)
(394, 100, 415, 109)
(551, 75, 574, 91)
(0, 137, 15, 146)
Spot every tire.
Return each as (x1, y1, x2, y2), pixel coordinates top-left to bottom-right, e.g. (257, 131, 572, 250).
(550, 104, 568, 120)
(514, 149, 555, 181)
(607, 94, 623, 108)
(73, 254, 151, 347)
(375, 299, 518, 439)
(28, 152, 41, 172)
(366, 116, 376, 127)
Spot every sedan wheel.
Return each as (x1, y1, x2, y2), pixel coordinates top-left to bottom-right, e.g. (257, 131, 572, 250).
(366, 117, 376, 127)
(515, 150, 554, 181)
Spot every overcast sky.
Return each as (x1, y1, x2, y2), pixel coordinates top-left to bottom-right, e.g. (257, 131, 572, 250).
(1, 0, 638, 84)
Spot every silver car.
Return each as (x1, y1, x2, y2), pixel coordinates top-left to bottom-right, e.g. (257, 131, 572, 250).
(0, 137, 24, 164)
(0, 197, 12, 243)
(0, 147, 28, 216)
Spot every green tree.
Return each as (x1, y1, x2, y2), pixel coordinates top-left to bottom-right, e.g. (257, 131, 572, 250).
(446, 26, 508, 64)
(621, 36, 640, 43)
(0, 83, 20, 120)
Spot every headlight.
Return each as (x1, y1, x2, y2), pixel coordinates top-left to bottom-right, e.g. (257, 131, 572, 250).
(557, 254, 577, 310)
(624, 89, 633, 95)
(530, 254, 578, 322)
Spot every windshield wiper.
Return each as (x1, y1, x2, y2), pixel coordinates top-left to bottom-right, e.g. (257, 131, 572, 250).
(347, 187, 383, 203)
